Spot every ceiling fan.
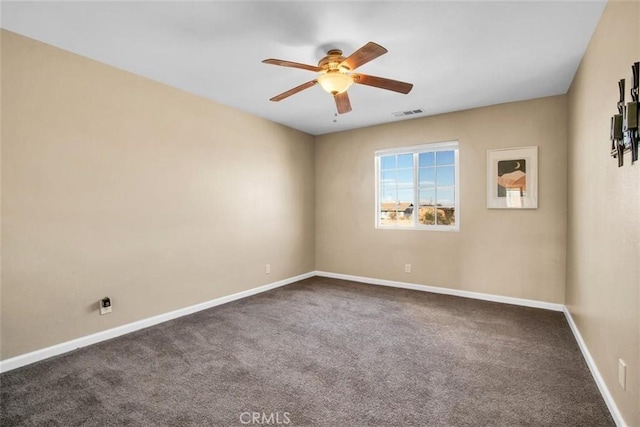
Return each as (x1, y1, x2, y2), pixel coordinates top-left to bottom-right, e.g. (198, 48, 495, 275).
(262, 42, 413, 114)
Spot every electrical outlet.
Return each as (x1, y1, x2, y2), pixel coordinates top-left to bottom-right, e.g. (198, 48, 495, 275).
(265, 264, 271, 274)
(405, 263, 411, 273)
(100, 297, 112, 315)
(618, 359, 626, 390)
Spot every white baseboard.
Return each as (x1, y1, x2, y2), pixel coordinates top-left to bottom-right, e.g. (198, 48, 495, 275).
(563, 307, 627, 427)
(0, 271, 316, 373)
(0, 270, 624, 427)
(315, 271, 565, 312)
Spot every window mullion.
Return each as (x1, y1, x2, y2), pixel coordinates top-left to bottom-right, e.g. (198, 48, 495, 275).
(392, 155, 397, 228)
(413, 152, 418, 227)
(376, 157, 380, 228)
(434, 163, 438, 226)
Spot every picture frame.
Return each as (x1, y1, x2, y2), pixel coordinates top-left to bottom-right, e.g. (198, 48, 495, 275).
(487, 146, 538, 209)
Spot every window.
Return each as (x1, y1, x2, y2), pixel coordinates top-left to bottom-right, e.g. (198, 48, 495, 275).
(375, 141, 459, 231)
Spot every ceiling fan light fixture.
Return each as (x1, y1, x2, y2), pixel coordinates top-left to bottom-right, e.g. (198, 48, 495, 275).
(318, 71, 354, 95)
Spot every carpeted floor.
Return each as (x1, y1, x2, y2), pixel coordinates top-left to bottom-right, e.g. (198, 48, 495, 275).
(1, 277, 613, 426)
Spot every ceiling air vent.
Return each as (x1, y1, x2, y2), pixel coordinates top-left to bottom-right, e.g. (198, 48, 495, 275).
(392, 108, 424, 117)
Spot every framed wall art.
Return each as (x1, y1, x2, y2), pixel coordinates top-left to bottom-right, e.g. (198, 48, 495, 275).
(487, 146, 538, 209)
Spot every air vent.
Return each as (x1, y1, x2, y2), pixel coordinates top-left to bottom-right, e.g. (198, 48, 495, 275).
(392, 108, 424, 117)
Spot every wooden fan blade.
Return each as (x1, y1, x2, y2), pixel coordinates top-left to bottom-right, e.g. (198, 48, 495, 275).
(340, 42, 388, 71)
(262, 59, 321, 72)
(353, 73, 413, 94)
(269, 80, 318, 102)
(334, 92, 352, 114)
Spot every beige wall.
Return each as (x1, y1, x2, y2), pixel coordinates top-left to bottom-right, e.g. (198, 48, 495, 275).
(3, 8, 638, 424)
(0, 30, 4, 359)
(316, 96, 568, 304)
(566, 1, 639, 425)
(0, 31, 315, 359)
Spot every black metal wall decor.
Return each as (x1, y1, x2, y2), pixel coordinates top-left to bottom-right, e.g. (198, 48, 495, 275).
(610, 62, 639, 167)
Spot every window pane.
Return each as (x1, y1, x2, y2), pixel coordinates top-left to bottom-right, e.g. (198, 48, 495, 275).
(380, 217, 395, 226)
(397, 153, 413, 168)
(396, 200, 414, 226)
(419, 188, 436, 205)
(419, 152, 435, 167)
(398, 188, 414, 204)
(420, 206, 456, 226)
(419, 167, 436, 187)
(437, 207, 456, 226)
(380, 202, 414, 226)
(381, 185, 397, 203)
(397, 168, 413, 188)
(436, 150, 455, 166)
(397, 209, 414, 227)
(381, 155, 396, 170)
(381, 170, 396, 185)
(380, 199, 399, 226)
(419, 206, 435, 225)
(436, 165, 455, 186)
(436, 187, 455, 206)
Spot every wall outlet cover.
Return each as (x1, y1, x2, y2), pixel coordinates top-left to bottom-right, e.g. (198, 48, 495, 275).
(100, 298, 112, 315)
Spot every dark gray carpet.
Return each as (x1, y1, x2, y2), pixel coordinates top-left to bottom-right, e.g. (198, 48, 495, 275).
(1, 277, 613, 426)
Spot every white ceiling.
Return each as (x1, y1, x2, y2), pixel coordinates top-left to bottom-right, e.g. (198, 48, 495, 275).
(1, 1, 605, 136)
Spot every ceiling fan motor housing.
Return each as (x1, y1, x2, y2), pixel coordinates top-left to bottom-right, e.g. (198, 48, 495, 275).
(318, 49, 348, 72)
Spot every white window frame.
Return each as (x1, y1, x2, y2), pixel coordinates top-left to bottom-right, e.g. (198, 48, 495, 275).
(375, 140, 459, 231)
